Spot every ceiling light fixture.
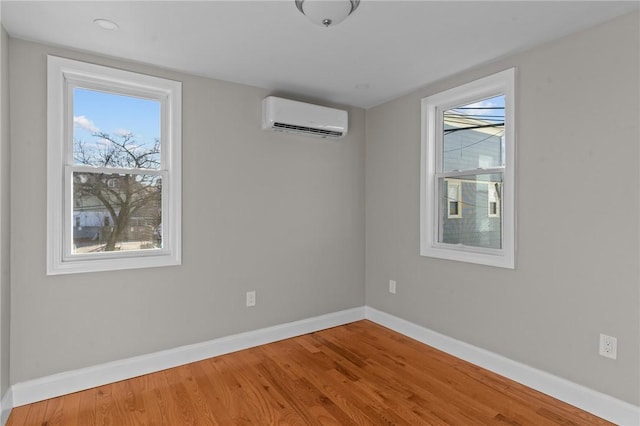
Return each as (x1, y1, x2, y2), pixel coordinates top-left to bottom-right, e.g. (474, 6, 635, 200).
(295, 0, 360, 28)
(93, 18, 119, 31)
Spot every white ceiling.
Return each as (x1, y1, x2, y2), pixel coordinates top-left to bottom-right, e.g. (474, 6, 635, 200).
(1, 1, 638, 108)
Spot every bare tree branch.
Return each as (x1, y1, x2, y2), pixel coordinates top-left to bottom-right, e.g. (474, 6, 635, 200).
(73, 133, 162, 251)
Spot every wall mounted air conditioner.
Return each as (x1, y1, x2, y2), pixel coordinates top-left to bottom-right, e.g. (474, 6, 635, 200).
(262, 96, 348, 139)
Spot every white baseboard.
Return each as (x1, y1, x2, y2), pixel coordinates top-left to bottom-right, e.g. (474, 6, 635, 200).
(11, 306, 366, 408)
(365, 307, 640, 426)
(1, 388, 12, 426)
(7, 305, 639, 426)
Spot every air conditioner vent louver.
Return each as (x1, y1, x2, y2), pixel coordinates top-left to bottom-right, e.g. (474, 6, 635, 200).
(272, 122, 344, 138)
(262, 96, 348, 139)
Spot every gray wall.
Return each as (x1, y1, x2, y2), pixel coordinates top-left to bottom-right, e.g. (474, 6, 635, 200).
(365, 12, 640, 405)
(9, 39, 365, 383)
(0, 24, 10, 397)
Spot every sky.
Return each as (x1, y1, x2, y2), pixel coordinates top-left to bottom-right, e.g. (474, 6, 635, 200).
(450, 95, 505, 123)
(73, 88, 161, 154)
(443, 94, 505, 171)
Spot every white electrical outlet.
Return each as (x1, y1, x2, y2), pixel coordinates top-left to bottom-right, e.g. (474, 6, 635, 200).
(389, 280, 397, 294)
(246, 291, 256, 307)
(599, 334, 617, 360)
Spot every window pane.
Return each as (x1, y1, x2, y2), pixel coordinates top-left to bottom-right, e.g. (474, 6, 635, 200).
(443, 95, 504, 172)
(73, 172, 162, 253)
(439, 173, 503, 249)
(449, 201, 459, 216)
(73, 88, 161, 169)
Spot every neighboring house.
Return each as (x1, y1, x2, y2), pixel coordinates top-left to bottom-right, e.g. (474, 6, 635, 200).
(73, 195, 111, 242)
(441, 106, 504, 249)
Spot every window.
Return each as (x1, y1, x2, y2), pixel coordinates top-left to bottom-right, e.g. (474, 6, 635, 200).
(487, 183, 500, 218)
(446, 179, 462, 218)
(420, 69, 515, 268)
(47, 56, 182, 274)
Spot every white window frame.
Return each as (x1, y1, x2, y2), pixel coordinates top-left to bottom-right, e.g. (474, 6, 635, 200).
(47, 56, 182, 275)
(420, 68, 515, 269)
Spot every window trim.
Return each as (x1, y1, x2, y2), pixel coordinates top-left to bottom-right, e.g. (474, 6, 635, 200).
(47, 56, 182, 275)
(420, 68, 515, 269)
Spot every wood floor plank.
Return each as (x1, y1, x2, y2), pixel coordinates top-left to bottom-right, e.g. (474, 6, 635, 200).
(94, 383, 129, 426)
(149, 369, 195, 425)
(20, 398, 48, 425)
(125, 374, 163, 425)
(162, 365, 203, 425)
(6, 320, 613, 425)
(248, 350, 329, 423)
(75, 384, 97, 425)
(173, 363, 220, 425)
(3, 404, 30, 425)
(41, 391, 84, 426)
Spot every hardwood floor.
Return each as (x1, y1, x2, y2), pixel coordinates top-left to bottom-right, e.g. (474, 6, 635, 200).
(7, 320, 611, 425)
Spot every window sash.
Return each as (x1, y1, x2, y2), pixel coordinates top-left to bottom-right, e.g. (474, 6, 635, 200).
(63, 166, 169, 261)
(436, 172, 504, 251)
(66, 81, 169, 169)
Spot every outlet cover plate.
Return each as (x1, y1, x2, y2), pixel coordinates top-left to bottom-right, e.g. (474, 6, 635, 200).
(246, 291, 256, 307)
(599, 333, 617, 360)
